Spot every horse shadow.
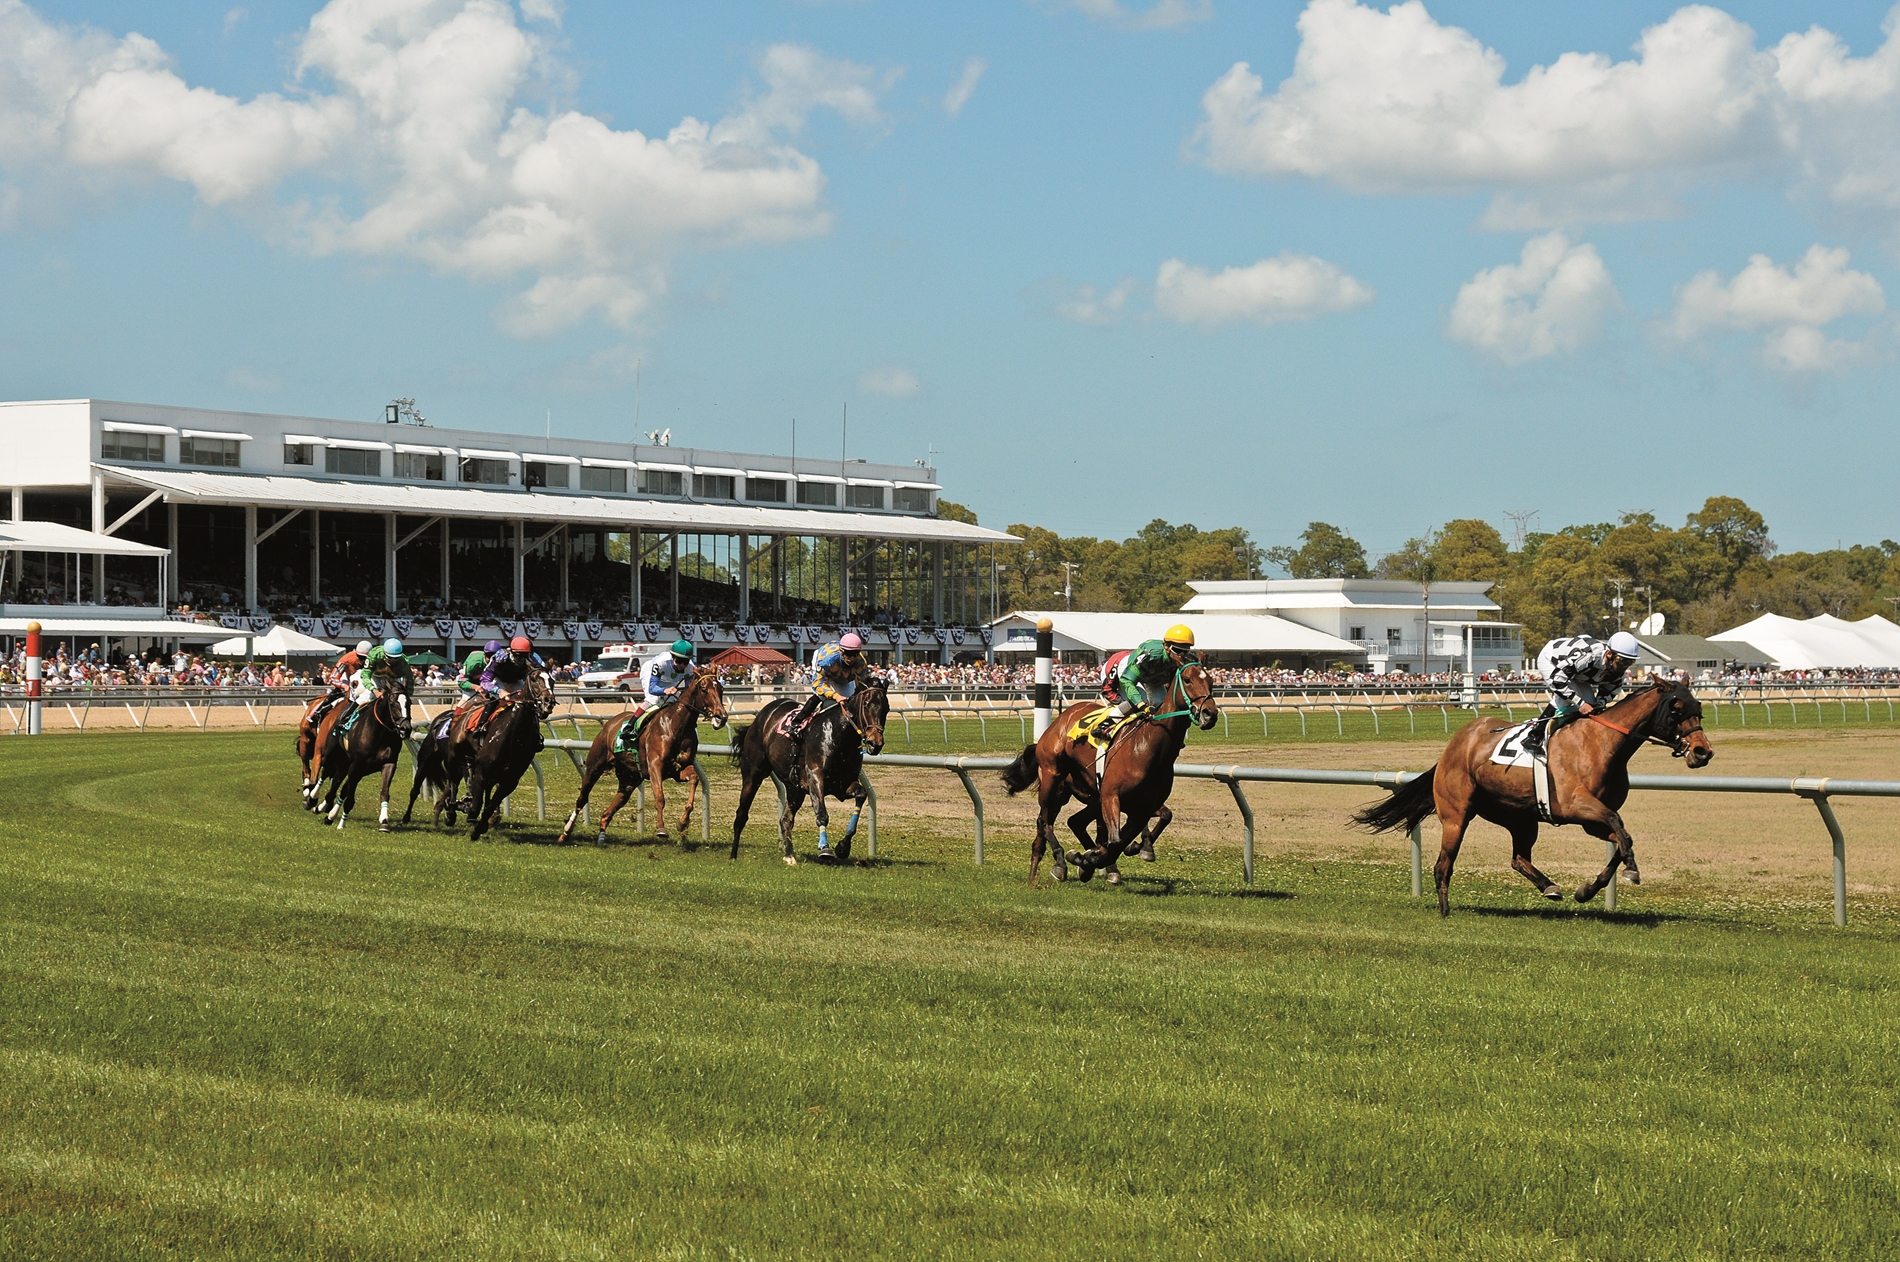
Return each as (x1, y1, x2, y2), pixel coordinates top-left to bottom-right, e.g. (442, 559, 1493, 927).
(1466, 904, 1686, 927)
(1115, 876, 1296, 900)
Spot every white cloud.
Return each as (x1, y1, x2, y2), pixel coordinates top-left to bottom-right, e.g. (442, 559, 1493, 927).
(1055, 278, 1134, 325)
(0, 1, 890, 334)
(1060, 0, 1212, 31)
(222, 7, 247, 37)
(1154, 254, 1371, 328)
(858, 365, 921, 397)
(1446, 232, 1619, 364)
(1669, 245, 1884, 371)
(519, 0, 563, 24)
(1194, 0, 1776, 204)
(943, 56, 985, 117)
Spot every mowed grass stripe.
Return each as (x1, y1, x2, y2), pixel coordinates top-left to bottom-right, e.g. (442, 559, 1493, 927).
(1, 731, 1897, 1259)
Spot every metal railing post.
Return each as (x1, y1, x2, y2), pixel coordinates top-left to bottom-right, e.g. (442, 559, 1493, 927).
(862, 773, 878, 857)
(530, 757, 546, 820)
(1216, 771, 1254, 885)
(1604, 838, 1617, 911)
(1796, 780, 1848, 927)
(952, 762, 985, 864)
(1409, 821, 1423, 897)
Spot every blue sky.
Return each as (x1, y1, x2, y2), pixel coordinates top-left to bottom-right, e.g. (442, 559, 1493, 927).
(3, 1, 1899, 558)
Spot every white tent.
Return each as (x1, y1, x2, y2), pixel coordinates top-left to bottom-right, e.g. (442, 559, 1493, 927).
(1710, 612, 1900, 669)
(210, 623, 344, 658)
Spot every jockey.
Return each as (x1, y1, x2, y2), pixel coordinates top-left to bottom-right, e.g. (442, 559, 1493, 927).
(352, 638, 414, 707)
(1101, 625, 1195, 735)
(788, 632, 876, 736)
(1522, 630, 1641, 756)
(637, 639, 698, 717)
(472, 635, 538, 737)
(314, 640, 372, 720)
(455, 640, 500, 707)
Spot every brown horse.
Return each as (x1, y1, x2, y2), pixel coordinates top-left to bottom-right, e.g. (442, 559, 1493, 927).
(1350, 678, 1714, 916)
(1000, 660, 1219, 885)
(456, 669, 556, 841)
(556, 671, 729, 844)
(297, 689, 349, 808)
(311, 684, 413, 831)
(728, 682, 889, 864)
(402, 700, 475, 828)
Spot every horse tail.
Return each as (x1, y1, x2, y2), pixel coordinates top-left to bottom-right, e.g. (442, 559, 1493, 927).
(999, 743, 1039, 797)
(1349, 767, 1437, 833)
(727, 722, 753, 767)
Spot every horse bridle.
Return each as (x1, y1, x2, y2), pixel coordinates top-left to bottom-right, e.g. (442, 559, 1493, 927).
(1596, 684, 1702, 757)
(1151, 663, 1217, 728)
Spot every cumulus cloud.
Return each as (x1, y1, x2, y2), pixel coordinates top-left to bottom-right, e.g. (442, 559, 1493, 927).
(858, 365, 921, 397)
(1055, 278, 1134, 325)
(0, 0, 889, 334)
(1446, 232, 1619, 364)
(1669, 245, 1884, 370)
(1060, 0, 1213, 31)
(943, 56, 985, 117)
(1154, 254, 1371, 328)
(1189, 0, 1900, 231)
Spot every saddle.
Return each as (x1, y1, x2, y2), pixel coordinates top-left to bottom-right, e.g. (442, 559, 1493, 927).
(1489, 722, 1556, 823)
(613, 707, 657, 753)
(1068, 705, 1119, 748)
(774, 700, 836, 740)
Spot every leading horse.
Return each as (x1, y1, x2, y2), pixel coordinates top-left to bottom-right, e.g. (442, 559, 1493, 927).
(556, 671, 730, 844)
(1351, 678, 1714, 916)
(1001, 660, 1219, 884)
(728, 682, 889, 864)
(310, 683, 413, 831)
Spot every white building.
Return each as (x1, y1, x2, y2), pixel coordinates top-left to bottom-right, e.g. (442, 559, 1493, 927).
(1, 398, 1015, 660)
(1181, 579, 1523, 675)
(988, 610, 1363, 669)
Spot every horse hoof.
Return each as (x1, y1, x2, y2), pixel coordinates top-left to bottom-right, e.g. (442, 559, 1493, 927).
(595, 830, 608, 846)
(1542, 885, 1563, 900)
(1574, 885, 1596, 903)
(1076, 861, 1095, 884)
(1625, 869, 1642, 886)
(783, 855, 798, 866)
(378, 823, 391, 834)
(1105, 869, 1121, 886)
(1139, 844, 1156, 863)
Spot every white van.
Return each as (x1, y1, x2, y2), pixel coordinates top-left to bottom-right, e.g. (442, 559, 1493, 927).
(578, 644, 665, 692)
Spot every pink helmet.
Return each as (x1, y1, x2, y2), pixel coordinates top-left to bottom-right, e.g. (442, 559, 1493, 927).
(839, 633, 863, 651)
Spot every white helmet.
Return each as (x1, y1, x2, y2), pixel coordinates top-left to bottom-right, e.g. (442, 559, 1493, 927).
(356, 640, 374, 654)
(1608, 630, 1640, 659)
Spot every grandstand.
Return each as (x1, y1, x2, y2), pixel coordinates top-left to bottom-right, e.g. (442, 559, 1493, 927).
(1, 398, 1015, 663)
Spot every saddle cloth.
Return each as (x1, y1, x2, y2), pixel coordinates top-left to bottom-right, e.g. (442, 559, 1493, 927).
(773, 700, 837, 739)
(1068, 705, 1116, 748)
(1488, 721, 1538, 767)
(613, 708, 656, 753)
(431, 712, 454, 743)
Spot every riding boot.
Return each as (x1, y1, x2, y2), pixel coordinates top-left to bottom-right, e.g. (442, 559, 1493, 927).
(788, 694, 821, 736)
(1521, 705, 1555, 757)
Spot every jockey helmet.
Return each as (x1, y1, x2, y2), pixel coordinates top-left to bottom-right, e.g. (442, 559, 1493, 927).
(510, 635, 532, 653)
(355, 640, 373, 654)
(484, 639, 503, 654)
(839, 632, 863, 652)
(384, 638, 404, 657)
(1608, 630, 1641, 660)
(1163, 624, 1195, 648)
(671, 639, 694, 658)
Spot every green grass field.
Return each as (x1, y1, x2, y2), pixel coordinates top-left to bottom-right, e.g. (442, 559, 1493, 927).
(2, 730, 1896, 1260)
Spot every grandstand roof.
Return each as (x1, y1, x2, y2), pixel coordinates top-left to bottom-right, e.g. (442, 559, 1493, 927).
(102, 467, 1016, 544)
(1183, 579, 1500, 614)
(1710, 613, 1900, 669)
(989, 611, 1363, 657)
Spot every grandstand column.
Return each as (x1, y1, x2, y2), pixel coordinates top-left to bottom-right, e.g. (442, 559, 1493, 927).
(932, 542, 946, 662)
(307, 509, 320, 603)
(738, 532, 750, 623)
(9, 486, 20, 521)
(439, 518, 450, 601)
(669, 533, 679, 619)
(511, 519, 525, 613)
(771, 535, 783, 613)
(244, 505, 259, 613)
(838, 537, 849, 621)
(383, 513, 397, 612)
(168, 502, 180, 602)
(90, 469, 106, 600)
(629, 528, 641, 618)
(558, 525, 570, 611)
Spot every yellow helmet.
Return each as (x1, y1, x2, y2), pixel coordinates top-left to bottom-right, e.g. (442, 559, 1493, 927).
(1163, 623, 1195, 647)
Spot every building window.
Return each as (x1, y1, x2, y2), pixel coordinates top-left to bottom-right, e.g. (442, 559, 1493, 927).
(639, 469, 683, 496)
(579, 465, 626, 493)
(524, 461, 570, 489)
(1349, 625, 1365, 641)
(394, 451, 445, 481)
(328, 448, 383, 477)
(180, 437, 241, 467)
(746, 477, 787, 503)
(102, 431, 164, 462)
(797, 481, 837, 507)
(845, 484, 884, 509)
(1386, 628, 1402, 646)
(1470, 624, 1514, 645)
(893, 486, 929, 512)
(693, 473, 736, 500)
(459, 457, 509, 485)
(284, 442, 314, 466)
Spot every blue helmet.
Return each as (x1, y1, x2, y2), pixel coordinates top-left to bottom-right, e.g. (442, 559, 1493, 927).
(383, 638, 405, 656)
(484, 639, 504, 654)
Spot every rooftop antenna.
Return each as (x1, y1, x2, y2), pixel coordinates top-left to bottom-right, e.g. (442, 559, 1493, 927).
(1503, 509, 1537, 551)
(385, 398, 426, 426)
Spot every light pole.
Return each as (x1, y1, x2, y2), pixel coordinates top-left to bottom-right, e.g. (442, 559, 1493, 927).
(1059, 562, 1080, 611)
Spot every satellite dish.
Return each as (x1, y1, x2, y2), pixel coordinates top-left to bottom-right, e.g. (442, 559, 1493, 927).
(1637, 612, 1665, 636)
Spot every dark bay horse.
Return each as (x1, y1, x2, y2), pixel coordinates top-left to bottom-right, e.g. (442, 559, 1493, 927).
(728, 682, 889, 864)
(1001, 661, 1218, 885)
(312, 684, 413, 831)
(1351, 678, 1714, 916)
(439, 670, 555, 840)
(402, 703, 469, 829)
(556, 672, 729, 844)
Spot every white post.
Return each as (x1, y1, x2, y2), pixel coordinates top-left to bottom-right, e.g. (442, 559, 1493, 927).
(384, 512, 397, 612)
(512, 519, 525, 613)
(1464, 625, 1477, 707)
(168, 502, 181, 602)
(307, 508, 320, 602)
(738, 532, 750, 624)
(9, 486, 21, 521)
(90, 469, 106, 600)
(629, 528, 642, 619)
(1033, 618, 1054, 738)
(439, 517, 451, 602)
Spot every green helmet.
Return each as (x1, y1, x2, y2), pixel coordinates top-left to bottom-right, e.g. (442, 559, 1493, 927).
(671, 639, 693, 657)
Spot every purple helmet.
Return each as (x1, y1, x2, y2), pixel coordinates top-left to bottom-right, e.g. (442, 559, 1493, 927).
(484, 639, 504, 654)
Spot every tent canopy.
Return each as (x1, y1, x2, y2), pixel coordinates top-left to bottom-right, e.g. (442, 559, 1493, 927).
(0, 520, 168, 557)
(210, 623, 344, 657)
(1710, 612, 1900, 669)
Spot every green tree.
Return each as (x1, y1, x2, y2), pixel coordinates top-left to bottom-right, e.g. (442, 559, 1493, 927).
(1268, 522, 1370, 579)
(1686, 496, 1771, 577)
(935, 499, 978, 525)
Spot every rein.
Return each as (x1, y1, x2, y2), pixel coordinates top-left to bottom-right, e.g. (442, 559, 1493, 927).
(1590, 685, 1702, 755)
(1148, 664, 1209, 722)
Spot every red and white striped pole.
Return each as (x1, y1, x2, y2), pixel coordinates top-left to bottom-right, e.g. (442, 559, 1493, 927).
(24, 620, 42, 736)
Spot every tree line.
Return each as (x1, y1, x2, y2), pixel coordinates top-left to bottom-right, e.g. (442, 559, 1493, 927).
(944, 496, 1900, 653)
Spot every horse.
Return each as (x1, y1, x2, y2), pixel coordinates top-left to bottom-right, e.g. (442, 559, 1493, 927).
(727, 681, 889, 865)
(456, 668, 556, 841)
(296, 689, 348, 808)
(401, 704, 468, 829)
(1000, 660, 1219, 885)
(1349, 678, 1714, 917)
(310, 683, 413, 832)
(556, 671, 730, 845)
